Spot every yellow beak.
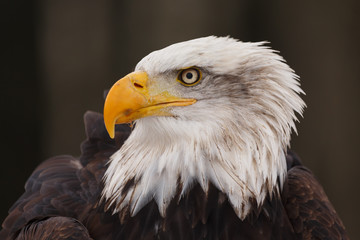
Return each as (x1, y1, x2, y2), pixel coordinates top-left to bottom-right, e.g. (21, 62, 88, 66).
(104, 71, 196, 138)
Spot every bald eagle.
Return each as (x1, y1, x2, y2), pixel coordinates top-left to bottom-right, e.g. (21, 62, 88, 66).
(1, 36, 347, 240)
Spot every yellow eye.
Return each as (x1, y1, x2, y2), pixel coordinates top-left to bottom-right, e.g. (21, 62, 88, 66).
(177, 68, 201, 86)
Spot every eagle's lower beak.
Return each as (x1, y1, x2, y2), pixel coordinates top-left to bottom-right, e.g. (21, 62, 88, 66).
(104, 71, 196, 138)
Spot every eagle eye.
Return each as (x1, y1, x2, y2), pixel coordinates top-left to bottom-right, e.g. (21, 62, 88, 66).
(177, 68, 201, 86)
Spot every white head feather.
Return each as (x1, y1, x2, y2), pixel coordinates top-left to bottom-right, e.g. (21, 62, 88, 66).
(102, 36, 305, 219)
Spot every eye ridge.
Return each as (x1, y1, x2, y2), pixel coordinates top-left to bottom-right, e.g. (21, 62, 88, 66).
(177, 67, 202, 86)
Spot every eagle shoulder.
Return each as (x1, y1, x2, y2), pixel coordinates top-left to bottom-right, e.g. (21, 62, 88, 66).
(282, 152, 348, 240)
(0, 112, 131, 240)
(14, 216, 93, 240)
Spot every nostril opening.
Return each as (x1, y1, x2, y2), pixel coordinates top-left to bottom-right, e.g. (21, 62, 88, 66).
(134, 82, 144, 88)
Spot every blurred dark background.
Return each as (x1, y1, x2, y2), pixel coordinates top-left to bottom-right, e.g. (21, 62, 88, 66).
(1, 0, 359, 238)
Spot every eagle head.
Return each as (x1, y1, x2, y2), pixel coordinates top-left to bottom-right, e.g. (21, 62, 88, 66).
(102, 36, 305, 219)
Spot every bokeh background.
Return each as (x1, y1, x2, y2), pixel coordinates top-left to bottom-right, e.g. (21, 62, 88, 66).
(1, 0, 359, 238)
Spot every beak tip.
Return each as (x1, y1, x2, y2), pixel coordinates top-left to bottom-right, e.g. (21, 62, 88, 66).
(109, 132, 115, 139)
(107, 129, 115, 139)
(104, 119, 115, 139)
(108, 127, 115, 139)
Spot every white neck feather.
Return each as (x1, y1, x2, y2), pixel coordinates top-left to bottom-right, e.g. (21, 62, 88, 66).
(102, 101, 291, 219)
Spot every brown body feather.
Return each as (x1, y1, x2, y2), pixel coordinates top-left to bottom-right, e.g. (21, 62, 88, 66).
(0, 112, 348, 239)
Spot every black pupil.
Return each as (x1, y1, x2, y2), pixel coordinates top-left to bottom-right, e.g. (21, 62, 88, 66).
(186, 72, 193, 79)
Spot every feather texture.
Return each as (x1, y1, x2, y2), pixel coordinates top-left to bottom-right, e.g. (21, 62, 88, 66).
(0, 112, 347, 239)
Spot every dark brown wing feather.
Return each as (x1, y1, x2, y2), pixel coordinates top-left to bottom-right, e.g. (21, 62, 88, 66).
(282, 152, 348, 240)
(1, 155, 88, 238)
(15, 216, 93, 240)
(0, 111, 131, 240)
(0, 112, 348, 239)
